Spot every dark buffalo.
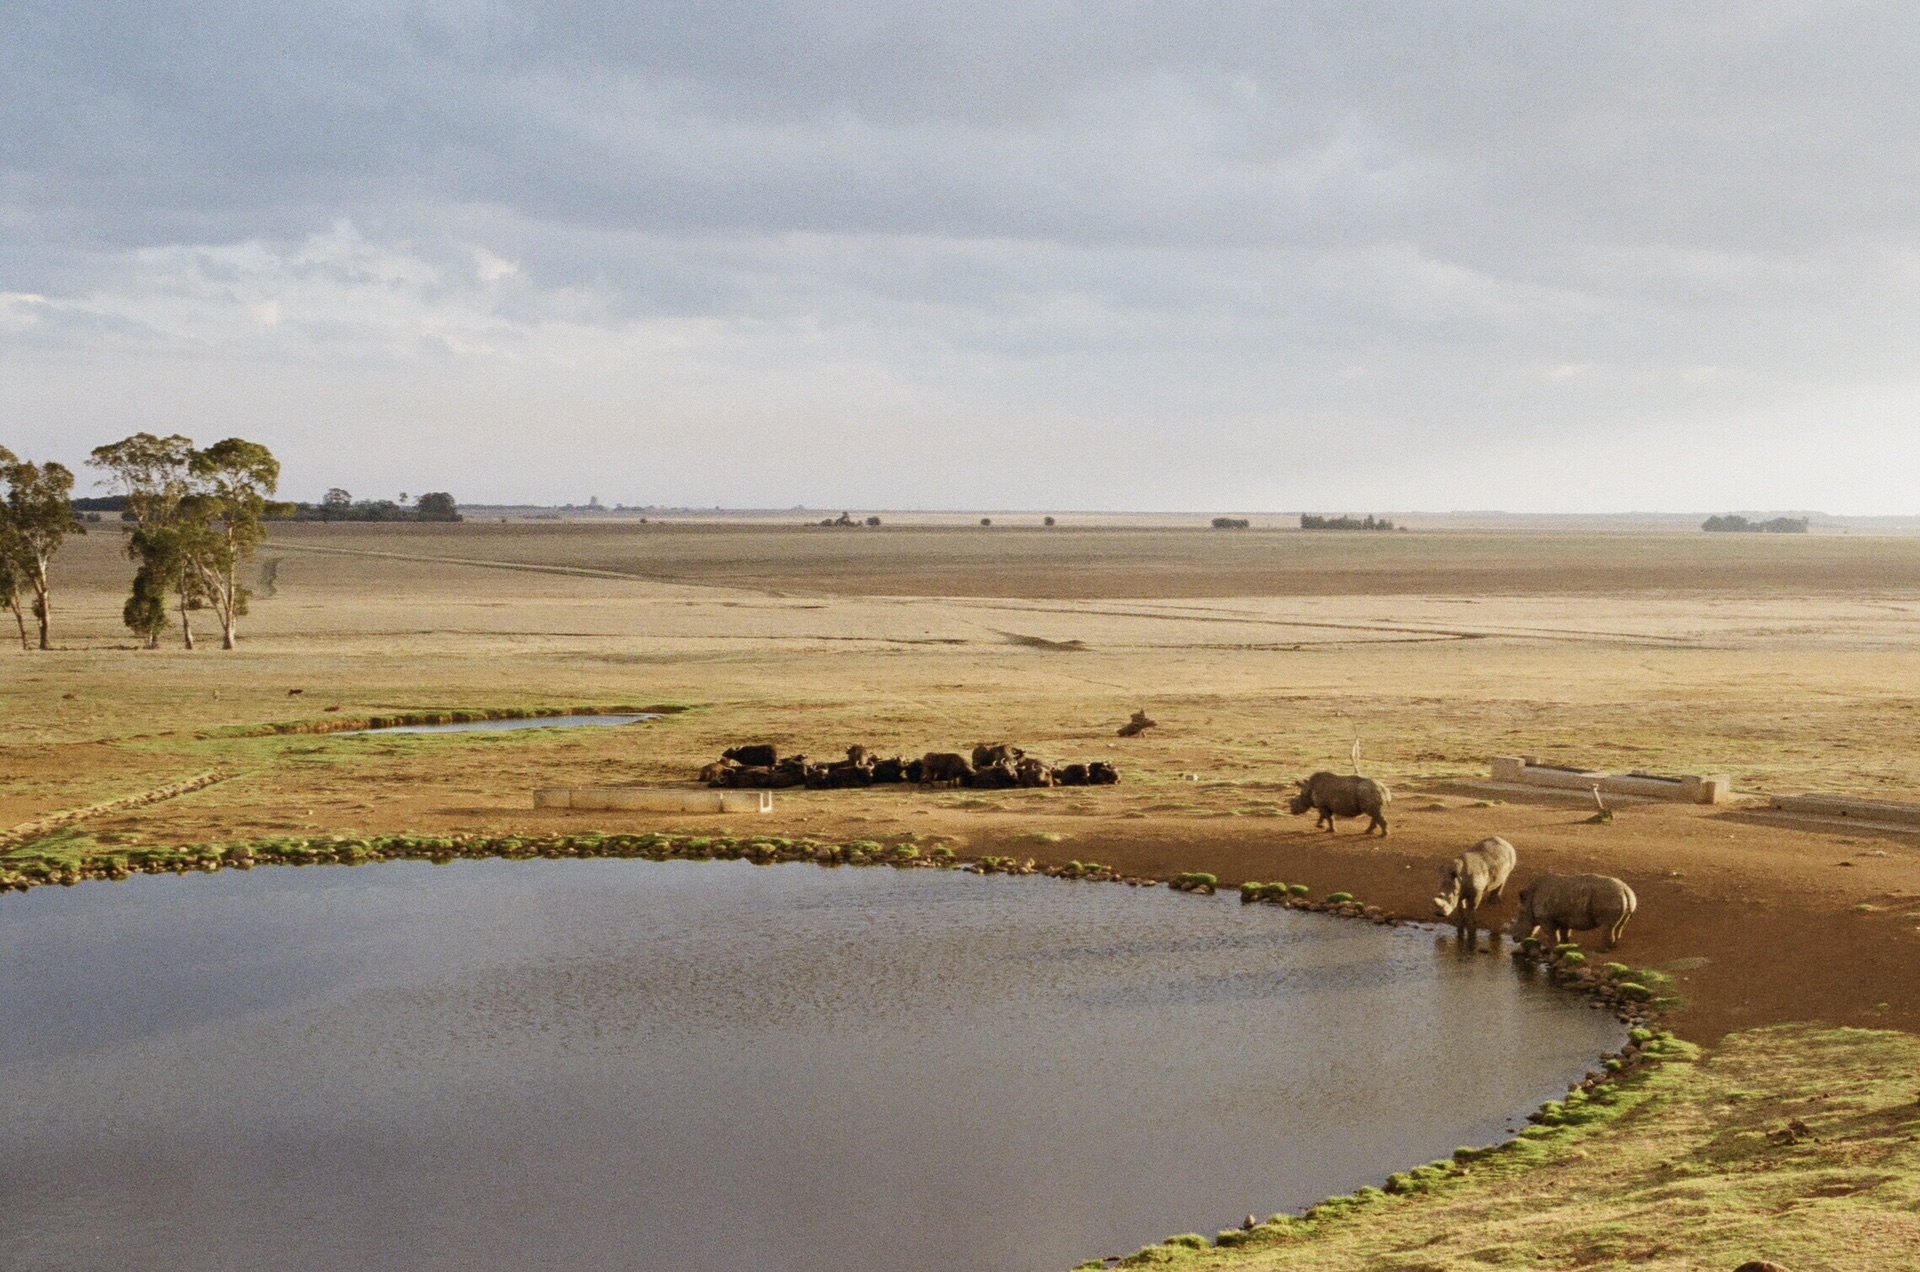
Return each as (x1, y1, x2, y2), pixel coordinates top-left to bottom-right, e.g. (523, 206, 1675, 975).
(870, 757, 911, 783)
(1055, 763, 1090, 786)
(722, 744, 778, 768)
(963, 759, 1019, 788)
(971, 742, 1024, 769)
(1014, 757, 1054, 787)
(1088, 761, 1119, 785)
(920, 752, 974, 784)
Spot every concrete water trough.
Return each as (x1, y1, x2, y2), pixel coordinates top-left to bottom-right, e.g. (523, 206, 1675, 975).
(534, 788, 774, 814)
(1765, 793, 1920, 830)
(1489, 756, 1731, 805)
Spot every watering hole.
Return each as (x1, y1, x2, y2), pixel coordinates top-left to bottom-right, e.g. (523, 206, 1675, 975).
(343, 712, 658, 735)
(0, 860, 1620, 1272)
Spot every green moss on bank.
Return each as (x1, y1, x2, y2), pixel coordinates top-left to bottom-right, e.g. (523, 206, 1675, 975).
(1101, 1024, 1920, 1271)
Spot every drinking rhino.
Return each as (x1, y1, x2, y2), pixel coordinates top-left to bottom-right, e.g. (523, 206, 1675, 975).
(1288, 771, 1391, 835)
(1433, 836, 1517, 936)
(1509, 874, 1637, 951)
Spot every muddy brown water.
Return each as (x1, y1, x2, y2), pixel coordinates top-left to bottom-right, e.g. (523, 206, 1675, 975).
(0, 860, 1621, 1272)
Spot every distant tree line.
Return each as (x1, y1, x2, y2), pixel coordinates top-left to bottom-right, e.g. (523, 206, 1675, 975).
(815, 511, 881, 527)
(9, 432, 461, 653)
(1211, 517, 1250, 529)
(289, 489, 460, 522)
(1701, 515, 1808, 534)
(1300, 514, 1396, 530)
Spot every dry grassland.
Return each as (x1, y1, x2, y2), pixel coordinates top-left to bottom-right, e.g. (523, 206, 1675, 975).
(7, 522, 1920, 1037)
(6, 521, 1920, 1266)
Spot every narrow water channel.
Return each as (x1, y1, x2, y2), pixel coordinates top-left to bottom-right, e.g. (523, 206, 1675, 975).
(344, 712, 657, 735)
(0, 860, 1620, 1272)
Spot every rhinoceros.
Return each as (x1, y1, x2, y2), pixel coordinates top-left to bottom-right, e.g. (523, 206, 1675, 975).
(1288, 771, 1391, 835)
(1509, 873, 1637, 951)
(1433, 836, 1517, 936)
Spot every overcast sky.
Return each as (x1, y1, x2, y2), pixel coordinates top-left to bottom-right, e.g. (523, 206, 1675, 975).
(4, 2, 1919, 511)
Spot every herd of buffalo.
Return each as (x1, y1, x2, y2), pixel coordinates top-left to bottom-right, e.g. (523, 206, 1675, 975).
(700, 750, 1636, 949)
(700, 742, 1119, 790)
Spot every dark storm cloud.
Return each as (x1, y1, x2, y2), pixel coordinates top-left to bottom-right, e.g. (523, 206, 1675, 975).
(5, 2, 1920, 508)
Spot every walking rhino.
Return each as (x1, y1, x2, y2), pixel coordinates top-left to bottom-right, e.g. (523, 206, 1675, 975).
(1288, 771, 1391, 836)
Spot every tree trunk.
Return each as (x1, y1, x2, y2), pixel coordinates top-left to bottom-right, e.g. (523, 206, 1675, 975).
(220, 556, 239, 649)
(31, 583, 50, 651)
(8, 602, 28, 651)
(144, 631, 160, 650)
(180, 599, 194, 650)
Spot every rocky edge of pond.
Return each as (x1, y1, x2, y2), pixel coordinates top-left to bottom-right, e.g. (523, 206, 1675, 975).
(0, 828, 1665, 1034)
(0, 827, 1671, 1270)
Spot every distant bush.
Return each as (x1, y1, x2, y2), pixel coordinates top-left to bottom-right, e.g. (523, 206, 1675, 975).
(289, 490, 460, 522)
(1301, 514, 1394, 530)
(1702, 514, 1808, 533)
(1210, 517, 1250, 529)
(414, 492, 459, 521)
(1043, 515, 1056, 526)
(865, 515, 881, 526)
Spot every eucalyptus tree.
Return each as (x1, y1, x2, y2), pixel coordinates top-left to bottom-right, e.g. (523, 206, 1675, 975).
(0, 444, 24, 649)
(0, 546, 27, 650)
(0, 447, 83, 649)
(89, 433, 202, 647)
(183, 438, 283, 649)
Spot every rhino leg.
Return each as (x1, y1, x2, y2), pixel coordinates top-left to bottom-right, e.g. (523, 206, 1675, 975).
(1603, 910, 1630, 950)
(1367, 811, 1387, 836)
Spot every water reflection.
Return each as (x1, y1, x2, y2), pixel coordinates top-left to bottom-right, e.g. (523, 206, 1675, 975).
(0, 860, 1621, 1272)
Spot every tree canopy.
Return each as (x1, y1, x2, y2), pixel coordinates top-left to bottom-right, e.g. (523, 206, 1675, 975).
(0, 450, 83, 649)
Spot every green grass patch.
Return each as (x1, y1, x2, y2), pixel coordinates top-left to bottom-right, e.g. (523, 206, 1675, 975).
(1084, 1024, 1920, 1270)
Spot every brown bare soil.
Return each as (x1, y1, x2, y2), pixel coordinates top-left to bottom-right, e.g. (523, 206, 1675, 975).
(7, 522, 1920, 1046)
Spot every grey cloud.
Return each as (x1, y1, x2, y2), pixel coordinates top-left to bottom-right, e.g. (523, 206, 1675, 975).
(6, 2, 1920, 509)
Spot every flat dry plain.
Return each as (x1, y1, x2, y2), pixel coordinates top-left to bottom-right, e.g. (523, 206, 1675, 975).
(7, 520, 1920, 1050)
